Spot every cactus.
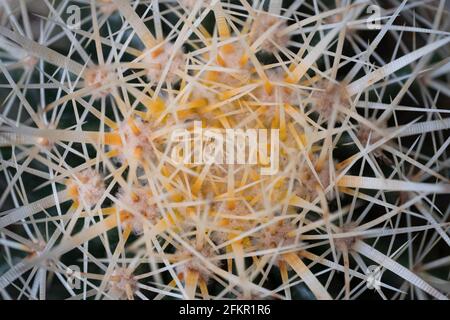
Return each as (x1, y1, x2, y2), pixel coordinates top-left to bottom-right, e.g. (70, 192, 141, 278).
(0, 0, 449, 300)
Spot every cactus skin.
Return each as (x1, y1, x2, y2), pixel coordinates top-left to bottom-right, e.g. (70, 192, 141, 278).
(0, 0, 449, 300)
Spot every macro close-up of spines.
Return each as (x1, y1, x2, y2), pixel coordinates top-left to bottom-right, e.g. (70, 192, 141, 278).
(0, 0, 449, 301)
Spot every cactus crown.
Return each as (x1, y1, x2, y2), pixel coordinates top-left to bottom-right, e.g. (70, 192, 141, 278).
(0, 0, 449, 300)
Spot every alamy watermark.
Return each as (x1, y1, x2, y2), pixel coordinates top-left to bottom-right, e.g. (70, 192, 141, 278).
(66, 5, 81, 30)
(366, 265, 383, 290)
(366, 4, 382, 30)
(170, 121, 279, 175)
(66, 265, 81, 290)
